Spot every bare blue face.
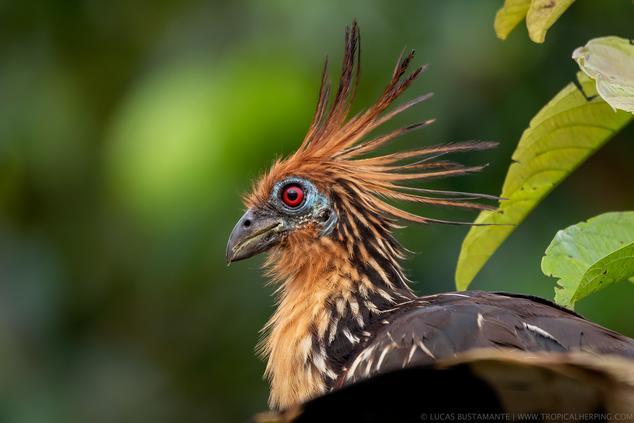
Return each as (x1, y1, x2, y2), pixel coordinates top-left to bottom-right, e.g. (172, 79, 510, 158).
(225, 176, 338, 263)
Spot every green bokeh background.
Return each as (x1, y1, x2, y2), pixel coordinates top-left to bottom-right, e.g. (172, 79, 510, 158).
(1, 1, 633, 422)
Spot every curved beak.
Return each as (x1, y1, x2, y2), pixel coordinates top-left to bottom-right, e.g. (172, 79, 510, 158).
(225, 208, 285, 264)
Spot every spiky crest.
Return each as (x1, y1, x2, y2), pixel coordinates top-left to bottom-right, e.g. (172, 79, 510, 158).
(246, 20, 497, 227)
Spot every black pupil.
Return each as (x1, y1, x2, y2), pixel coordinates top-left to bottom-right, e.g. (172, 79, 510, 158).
(286, 188, 298, 201)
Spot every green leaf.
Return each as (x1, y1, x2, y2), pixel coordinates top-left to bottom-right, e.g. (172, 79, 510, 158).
(573, 36, 634, 113)
(526, 0, 575, 43)
(493, 0, 574, 43)
(455, 73, 632, 290)
(494, 0, 531, 40)
(541, 212, 634, 308)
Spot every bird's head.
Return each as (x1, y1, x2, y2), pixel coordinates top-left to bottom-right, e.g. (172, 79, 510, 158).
(225, 174, 337, 263)
(226, 22, 497, 269)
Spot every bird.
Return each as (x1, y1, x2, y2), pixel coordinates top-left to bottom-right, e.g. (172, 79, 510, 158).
(225, 21, 634, 412)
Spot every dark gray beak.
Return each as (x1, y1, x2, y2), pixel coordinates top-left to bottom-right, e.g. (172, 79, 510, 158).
(225, 208, 285, 264)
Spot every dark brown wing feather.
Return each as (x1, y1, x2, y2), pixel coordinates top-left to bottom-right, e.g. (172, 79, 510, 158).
(339, 291, 634, 386)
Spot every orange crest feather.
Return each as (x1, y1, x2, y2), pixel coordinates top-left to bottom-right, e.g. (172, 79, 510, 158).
(246, 21, 497, 225)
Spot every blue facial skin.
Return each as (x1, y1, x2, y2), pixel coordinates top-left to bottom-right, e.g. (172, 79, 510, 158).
(225, 176, 339, 263)
(270, 177, 338, 237)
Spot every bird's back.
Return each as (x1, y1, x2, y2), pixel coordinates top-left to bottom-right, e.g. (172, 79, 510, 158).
(339, 291, 634, 386)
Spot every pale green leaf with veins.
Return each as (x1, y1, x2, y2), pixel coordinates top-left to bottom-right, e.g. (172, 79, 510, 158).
(573, 36, 634, 113)
(541, 212, 634, 309)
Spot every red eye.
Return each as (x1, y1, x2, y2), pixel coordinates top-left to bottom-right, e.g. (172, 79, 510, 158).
(281, 184, 304, 208)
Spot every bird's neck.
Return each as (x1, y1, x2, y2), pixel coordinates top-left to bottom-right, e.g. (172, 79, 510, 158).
(260, 213, 414, 409)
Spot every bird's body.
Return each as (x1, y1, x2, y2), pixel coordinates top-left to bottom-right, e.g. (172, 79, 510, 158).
(225, 21, 634, 411)
(259, 227, 634, 408)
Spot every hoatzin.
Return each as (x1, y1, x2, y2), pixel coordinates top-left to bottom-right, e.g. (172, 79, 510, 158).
(225, 22, 634, 413)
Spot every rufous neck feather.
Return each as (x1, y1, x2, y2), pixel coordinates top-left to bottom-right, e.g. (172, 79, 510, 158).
(259, 204, 415, 409)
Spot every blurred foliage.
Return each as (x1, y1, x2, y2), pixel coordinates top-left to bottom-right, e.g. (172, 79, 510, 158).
(456, 72, 632, 289)
(0, 1, 633, 422)
(542, 211, 634, 309)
